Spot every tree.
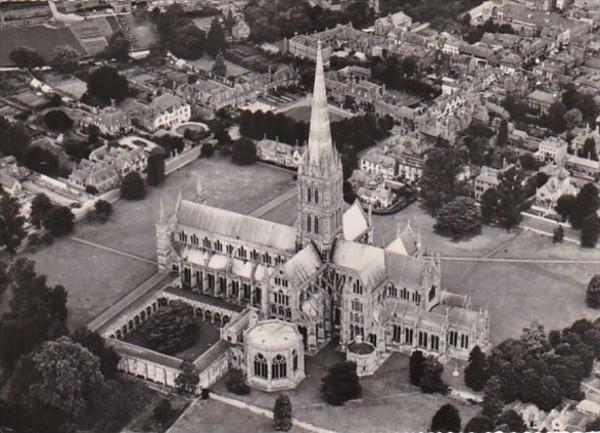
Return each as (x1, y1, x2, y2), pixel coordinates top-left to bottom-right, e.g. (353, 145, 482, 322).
(93, 199, 112, 223)
(586, 417, 600, 432)
(0, 192, 26, 256)
(23, 146, 59, 176)
(496, 119, 508, 147)
(43, 206, 74, 237)
(142, 302, 198, 354)
(104, 32, 131, 62)
(30, 193, 53, 229)
(146, 152, 166, 186)
(419, 147, 467, 214)
(482, 376, 504, 419)
(430, 403, 461, 433)
(581, 137, 598, 161)
(206, 17, 226, 58)
(581, 215, 600, 248)
(120, 172, 146, 200)
(71, 327, 120, 379)
(226, 369, 251, 395)
(10, 337, 104, 430)
(320, 361, 362, 405)
(231, 137, 257, 165)
(553, 225, 564, 244)
(464, 346, 489, 392)
(495, 409, 527, 433)
(464, 414, 494, 433)
(212, 51, 227, 77)
(44, 110, 74, 132)
(496, 167, 525, 230)
(434, 196, 481, 240)
(171, 23, 206, 60)
(10, 46, 44, 68)
(480, 187, 498, 225)
(555, 194, 577, 222)
(571, 183, 599, 229)
(153, 398, 173, 425)
(409, 350, 426, 386)
(50, 45, 80, 73)
(546, 101, 567, 133)
(175, 360, 200, 394)
(586, 275, 600, 309)
(565, 108, 583, 130)
(420, 356, 448, 394)
(87, 66, 129, 104)
(273, 394, 293, 431)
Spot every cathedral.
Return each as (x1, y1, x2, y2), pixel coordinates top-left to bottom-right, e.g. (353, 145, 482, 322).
(156, 42, 490, 373)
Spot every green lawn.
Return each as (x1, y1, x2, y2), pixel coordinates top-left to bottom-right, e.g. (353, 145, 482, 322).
(282, 105, 347, 124)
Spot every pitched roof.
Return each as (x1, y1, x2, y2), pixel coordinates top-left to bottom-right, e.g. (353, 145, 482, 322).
(282, 243, 322, 286)
(333, 240, 386, 290)
(176, 200, 297, 254)
(342, 201, 369, 241)
(384, 250, 426, 288)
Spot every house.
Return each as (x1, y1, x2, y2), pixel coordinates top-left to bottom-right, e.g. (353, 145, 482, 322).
(527, 89, 557, 115)
(132, 93, 191, 132)
(535, 162, 578, 210)
(256, 139, 303, 169)
(356, 185, 396, 208)
(536, 136, 568, 162)
(374, 11, 412, 37)
(232, 19, 250, 40)
(474, 165, 513, 201)
(360, 148, 396, 180)
(89, 105, 132, 138)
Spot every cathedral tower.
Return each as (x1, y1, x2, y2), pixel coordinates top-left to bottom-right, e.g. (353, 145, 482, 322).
(297, 41, 344, 261)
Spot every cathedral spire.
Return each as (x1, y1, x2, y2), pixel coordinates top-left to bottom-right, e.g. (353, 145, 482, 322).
(307, 40, 334, 167)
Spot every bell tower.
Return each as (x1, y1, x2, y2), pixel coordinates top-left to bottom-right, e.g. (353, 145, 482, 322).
(297, 41, 344, 261)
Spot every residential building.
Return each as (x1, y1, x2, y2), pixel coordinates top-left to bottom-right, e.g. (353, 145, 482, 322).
(536, 136, 568, 162)
(526, 89, 557, 115)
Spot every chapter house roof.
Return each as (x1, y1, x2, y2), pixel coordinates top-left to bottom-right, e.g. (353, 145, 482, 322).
(176, 199, 297, 254)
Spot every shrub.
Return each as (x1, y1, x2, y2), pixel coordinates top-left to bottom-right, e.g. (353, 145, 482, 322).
(226, 369, 251, 395)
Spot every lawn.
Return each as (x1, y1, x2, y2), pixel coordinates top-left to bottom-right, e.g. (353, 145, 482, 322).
(74, 154, 297, 260)
(186, 55, 250, 77)
(442, 259, 599, 344)
(282, 104, 348, 124)
(123, 319, 221, 361)
(169, 399, 305, 433)
(26, 239, 156, 330)
(212, 347, 478, 433)
(0, 25, 86, 66)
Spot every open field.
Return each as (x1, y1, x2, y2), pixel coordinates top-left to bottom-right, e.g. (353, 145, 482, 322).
(169, 399, 305, 433)
(442, 259, 599, 344)
(27, 239, 156, 329)
(0, 25, 86, 65)
(212, 347, 478, 433)
(74, 154, 296, 260)
(282, 104, 348, 124)
(186, 55, 250, 76)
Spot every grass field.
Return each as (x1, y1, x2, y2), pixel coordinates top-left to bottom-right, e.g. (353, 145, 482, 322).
(27, 239, 156, 329)
(74, 154, 296, 260)
(211, 346, 478, 433)
(186, 55, 250, 77)
(282, 104, 348, 124)
(0, 25, 85, 65)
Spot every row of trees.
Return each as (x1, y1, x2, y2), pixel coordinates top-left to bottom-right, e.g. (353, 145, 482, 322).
(555, 183, 600, 247)
(243, 0, 374, 43)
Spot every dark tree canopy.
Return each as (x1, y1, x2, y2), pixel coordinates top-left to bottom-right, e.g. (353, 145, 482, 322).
(72, 327, 120, 379)
(43, 205, 75, 237)
(555, 194, 577, 222)
(581, 215, 600, 248)
(430, 403, 461, 433)
(464, 346, 489, 392)
(175, 359, 200, 394)
(10, 46, 44, 68)
(212, 51, 227, 77)
(0, 191, 26, 256)
(121, 172, 146, 200)
(206, 17, 226, 58)
(30, 193, 53, 229)
(419, 147, 467, 215)
(420, 356, 448, 394)
(142, 302, 198, 355)
(587, 275, 600, 309)
(87, 66, 129, 105)
(434, 196, 481, 240)
(104, 32, 131, 62)
(495, 409, 527, 433)
(464, 414, 494, 433)
(50, 44, 80, 73)
(44, 110, 74, 132)
(320, 361, 362, 405)
(231, 137, 257, 165)
(94, 199, 113, 223)
(273, 394, 293, 431)
(154, 5, 206, 60)
(409, 350, 426, 386)
(146, 152, 166, 186)
(570, 183, 599, 229)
